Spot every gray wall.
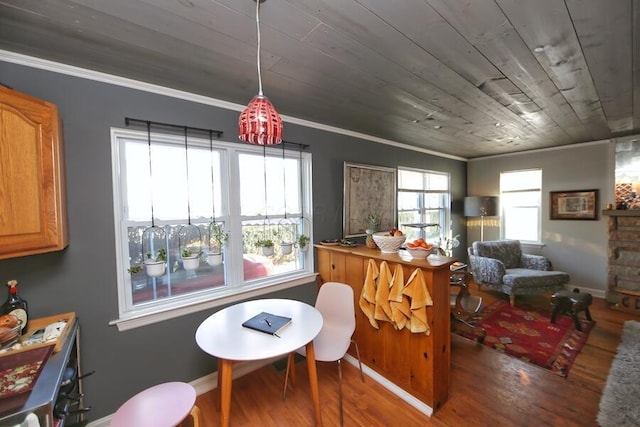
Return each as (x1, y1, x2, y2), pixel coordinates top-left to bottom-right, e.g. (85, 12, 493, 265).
(467, 141, 615, 295)
(0, 59, 467, 420)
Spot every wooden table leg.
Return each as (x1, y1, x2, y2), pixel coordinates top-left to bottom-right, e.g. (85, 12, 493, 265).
(219, 358, 233, 427)
(215, 362, 222, 412)
(289, 352, 297, 385)
(305, 341, 323, 426)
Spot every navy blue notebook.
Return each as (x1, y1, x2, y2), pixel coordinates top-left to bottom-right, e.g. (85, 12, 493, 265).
(242, 312, 292, 337)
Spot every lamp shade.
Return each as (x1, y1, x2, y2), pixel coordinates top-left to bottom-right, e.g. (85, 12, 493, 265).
(238, 95, 283, 145)
(464, 196, 498, 217)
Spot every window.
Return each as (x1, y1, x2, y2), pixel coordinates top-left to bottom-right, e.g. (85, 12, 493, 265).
(111, 128, 313, 326)
(500, 169, 542, 242)
(397, 168, 451, 243)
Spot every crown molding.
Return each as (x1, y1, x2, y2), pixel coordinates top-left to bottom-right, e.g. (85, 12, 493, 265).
(0, 49, 466, 162)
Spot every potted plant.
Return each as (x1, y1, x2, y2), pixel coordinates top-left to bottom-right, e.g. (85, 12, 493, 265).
(297, 234, 310, 252)
(364, 213, 381, 249)
(272, 229, 293, 255)
(207, 223, 229, 266)
(181, 248, 201, 270)
(280, 241, 293, 255)
(143, 248, 167, 277)
(206, 251, 223, 267)
(127, 264, 143, 274)
(257, 239, 274, 256)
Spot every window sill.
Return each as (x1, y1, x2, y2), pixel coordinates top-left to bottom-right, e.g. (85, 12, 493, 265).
(109, 272, 318, 331)
(521, 242, 546, 249)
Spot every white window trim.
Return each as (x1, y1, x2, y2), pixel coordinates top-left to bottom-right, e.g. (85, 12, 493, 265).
(521, 242, 546, 250)
(109, 128, 314, 330)
(109, 273, 317, 331)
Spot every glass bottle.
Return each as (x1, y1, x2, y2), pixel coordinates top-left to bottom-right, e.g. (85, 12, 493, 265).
(2, 280, 28, 334)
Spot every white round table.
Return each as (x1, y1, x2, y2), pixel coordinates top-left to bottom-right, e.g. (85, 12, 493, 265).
(196, 298, 323, 426)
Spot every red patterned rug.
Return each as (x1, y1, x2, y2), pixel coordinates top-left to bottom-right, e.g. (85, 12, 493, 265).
(454, 299, 594, 377)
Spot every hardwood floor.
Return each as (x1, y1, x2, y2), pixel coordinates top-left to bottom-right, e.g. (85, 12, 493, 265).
(189, 286, 639, 426)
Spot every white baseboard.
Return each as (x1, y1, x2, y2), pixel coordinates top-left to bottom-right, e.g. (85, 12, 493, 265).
(343, 354, 433, 417)
(566, 285, 606, 299)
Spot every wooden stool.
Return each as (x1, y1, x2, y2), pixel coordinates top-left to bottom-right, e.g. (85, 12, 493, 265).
(550, 288, 593, 331)
(111, 382, 202, 427)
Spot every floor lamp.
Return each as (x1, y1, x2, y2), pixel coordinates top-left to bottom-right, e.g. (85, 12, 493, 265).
(464, 196, 498, 241)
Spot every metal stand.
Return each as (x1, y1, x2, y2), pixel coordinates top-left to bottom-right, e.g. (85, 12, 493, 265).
(402, 222, 439, 240)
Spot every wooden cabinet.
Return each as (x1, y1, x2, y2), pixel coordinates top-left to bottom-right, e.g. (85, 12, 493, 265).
(316, 249, 347, 283)
(0, 86, 68, 259)
(315, 245, 454, 414)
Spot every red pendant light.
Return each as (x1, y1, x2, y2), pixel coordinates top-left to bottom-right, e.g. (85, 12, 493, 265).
(239, 95, 283, 145)
(239, 0, 283, 145)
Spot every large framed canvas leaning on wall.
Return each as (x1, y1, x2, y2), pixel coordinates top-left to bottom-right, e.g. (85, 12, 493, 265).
(343, 162, 397, 237)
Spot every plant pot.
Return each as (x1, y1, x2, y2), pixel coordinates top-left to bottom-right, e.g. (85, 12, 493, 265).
(262, 245, 274, 256)
(299, 243, 309, 252)
(280, 242, 293, 255)
(182, 255, 199, 270)
(144, 260, 166, 277)
(206, 252, 223, 266)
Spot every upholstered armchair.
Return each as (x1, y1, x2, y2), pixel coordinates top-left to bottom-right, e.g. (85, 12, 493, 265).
(467, 240, 569, 306)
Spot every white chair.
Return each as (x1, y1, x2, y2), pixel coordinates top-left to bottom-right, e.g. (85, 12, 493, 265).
(282, 282, 364, 427)
(111, 382, 202, 427)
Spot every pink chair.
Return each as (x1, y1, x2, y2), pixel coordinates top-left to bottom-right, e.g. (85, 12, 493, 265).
(283, 282, 364, 426)
(111, 382, 202, 427)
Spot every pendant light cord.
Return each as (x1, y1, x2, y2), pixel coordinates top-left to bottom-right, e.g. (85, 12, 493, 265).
(282, 143, 287, 219)
(298, 146, 304, 221)
(184, 127, 192, 225)
(263, 145, 268, 219)
(209, 130, 216, 223)
(255, 0, 264, 96)
(147, 121, 156, 227)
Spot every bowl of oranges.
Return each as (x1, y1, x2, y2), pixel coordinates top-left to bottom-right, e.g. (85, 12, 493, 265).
(404, 238, 434, 259)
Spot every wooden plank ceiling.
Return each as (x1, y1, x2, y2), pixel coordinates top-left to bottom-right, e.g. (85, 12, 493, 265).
(0, 0, 638, 159)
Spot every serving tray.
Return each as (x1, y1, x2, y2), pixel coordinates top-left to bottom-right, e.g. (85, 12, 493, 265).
(0, 312, 75, 357)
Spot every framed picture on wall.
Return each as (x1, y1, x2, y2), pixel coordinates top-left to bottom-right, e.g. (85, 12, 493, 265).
(343, 162, 397, 237)
(549, 189, 599, 220)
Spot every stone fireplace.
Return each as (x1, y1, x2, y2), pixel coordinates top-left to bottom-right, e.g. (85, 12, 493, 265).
(604, 209, 640, 313)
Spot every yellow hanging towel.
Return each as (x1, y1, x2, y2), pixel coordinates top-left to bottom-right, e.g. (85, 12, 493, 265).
(403, 268, 434, 335)
(359, 259, 379, 329)
(388, 264, 411, 330)
(374, 261, 394, 324)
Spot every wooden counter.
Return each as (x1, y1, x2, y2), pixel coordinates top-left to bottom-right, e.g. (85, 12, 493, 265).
(315, 244, 455, 414)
